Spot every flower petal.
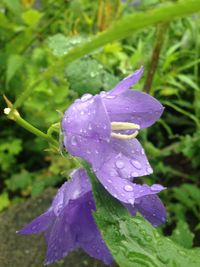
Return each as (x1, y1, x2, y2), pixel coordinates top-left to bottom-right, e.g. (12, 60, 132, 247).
(62, 95, 111, 140)
(103, 90, 164, 128)
(95, 164, 165, 205)
(109, 67, 144, 95)
(132, 183, 165, 199)
(44, 203, 78, 265)
(135, 194, 166, 227)
(52, 168, 91, 216)
(63, 134, 108, 170)
(78, 192, 113, 265)
(18, 210, 55, 235)
(66, 135, 152, 180)
(110, 138, 153, 178)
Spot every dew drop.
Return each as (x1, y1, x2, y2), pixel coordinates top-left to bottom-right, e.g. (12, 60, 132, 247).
(131, 171, 139, 177)
(151, 184, 163, 191)
(71, 136, 77, 146)
(146, 166, 153, 174)
(141, 149, 145, 155)
(88, 123, 92, 130)
(31, 225, 37, 231)
(110, 170, 116, 177)
(105, 94, 116, 99)
(108, 179, 112, 184)
(81, 93, 93, 102)
(131, 160, 142, 169)
(128, 198, 134, 205)
(115, 159, 124, 169)
(100, 91, 106, 97)
(124, 185, 134, 192)
(90, 72, 96, 78)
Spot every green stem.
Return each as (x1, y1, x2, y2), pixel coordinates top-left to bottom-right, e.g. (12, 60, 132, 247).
(143, 22, 169, 93)
(15, 116, 58, 146)
(47, 122, 60, 137)
(4, 103, 59, 147)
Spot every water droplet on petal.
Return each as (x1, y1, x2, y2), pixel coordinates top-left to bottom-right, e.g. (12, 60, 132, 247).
(108, 179, 112, 184)
(161, 216, 166, 222)
(131, 160, 142, 169)
(100, 91, 106, 97)
(105, 94, 116, 99)
(146, 166, 153, 174)
(115, 160, 124, 169)
(71, 136, 77, 146)
(81, 93, 93, 102)
(151, 184, 163, 191)
(131, 171, 139, 177)
(141, 149, 145, 155)
(88, 123, 92, 130)
(128, 198, 135, 205)
(124, 185, 134, 192)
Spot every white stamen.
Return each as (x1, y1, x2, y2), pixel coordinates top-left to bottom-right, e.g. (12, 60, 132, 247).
(111, 122, 140, 130)
(111, 130, 139, 140)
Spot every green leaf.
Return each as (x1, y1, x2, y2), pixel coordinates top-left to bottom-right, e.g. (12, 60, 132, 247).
(2, 0, 22, 15)
(0, 192, 10, 212)
(22, 9, 43, 28)
(82, 161, 200, 267)
(48, 34, 86, 57)
(65, 58, 119, 95)
(177, 74, 199, 91)
(6, 170, 32, 192)
(6, 54, 24, 84)
(171, 220, 194, 249)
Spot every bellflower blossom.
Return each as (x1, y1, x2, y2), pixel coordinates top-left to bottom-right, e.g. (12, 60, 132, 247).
(19, 168, 166, 266)
(19, 168, 113, 265)
(62, 67, 165, 206)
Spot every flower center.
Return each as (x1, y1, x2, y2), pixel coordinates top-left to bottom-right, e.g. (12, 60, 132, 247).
(111, 122, 140, 140)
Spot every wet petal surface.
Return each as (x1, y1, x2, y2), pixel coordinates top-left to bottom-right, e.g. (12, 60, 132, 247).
(19, 210, 55, 235)
(135, 194, 166, 227)
(103, 90, 164, 128)
(62, 95, 111, 140)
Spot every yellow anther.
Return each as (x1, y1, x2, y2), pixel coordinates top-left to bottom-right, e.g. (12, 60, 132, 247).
(111, 122, 140, 131)
(111, 130, 139, 140)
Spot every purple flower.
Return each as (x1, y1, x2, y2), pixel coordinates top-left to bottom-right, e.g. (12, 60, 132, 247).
(19, 168, 113, 265)
(62, 67, 165, 206)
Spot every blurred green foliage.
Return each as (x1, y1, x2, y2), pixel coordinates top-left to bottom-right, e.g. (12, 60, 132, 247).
(1, 0, 200, 252)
